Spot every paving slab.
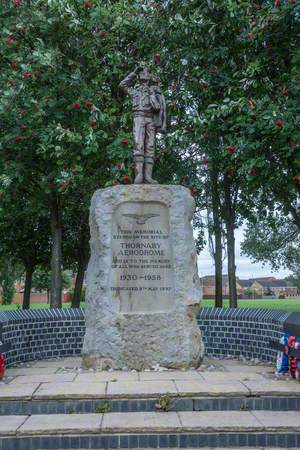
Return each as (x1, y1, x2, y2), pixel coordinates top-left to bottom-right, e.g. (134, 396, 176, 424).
(201, 357, 227, 368)
(243, 379, 300, 396)
(200, 371, 264, 382)
(252, 410, 300, 430)
(174, 380, 249, 396)
(101, 411, 181, 432)
(5, 367, 59, 376)
(14, 410, 299, 435)
(106, 380, 178, 398)
(178, 410, 263, 431)
(139, 370, 203, 381)
(219, 359, 271, 373)
(74, 371, 139, 383)
(11, 373, 76, 384)
(18, 413, 102, 435)
(0, 416, 28, 436)
(33, 382, 106, 399)
(32, 357, 82, 368)
(0, 383, 40, 400)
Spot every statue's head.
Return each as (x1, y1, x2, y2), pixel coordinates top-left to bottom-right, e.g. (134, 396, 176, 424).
(139, 67, 150, 84)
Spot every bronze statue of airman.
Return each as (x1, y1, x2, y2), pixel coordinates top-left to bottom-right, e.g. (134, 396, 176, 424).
(119, 67, 166, 184)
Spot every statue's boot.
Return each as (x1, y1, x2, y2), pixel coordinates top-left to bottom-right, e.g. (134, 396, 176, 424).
(144, 157, 158, 184)
(134, 156, 144, 184)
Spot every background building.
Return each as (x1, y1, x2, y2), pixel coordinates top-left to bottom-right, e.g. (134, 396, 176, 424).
(201, 276, 298, 299)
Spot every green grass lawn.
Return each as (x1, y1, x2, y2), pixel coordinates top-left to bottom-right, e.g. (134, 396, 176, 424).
(0, 302, 85, 311)
(0, 298, 300, 312)
(201, 298, 300, 312)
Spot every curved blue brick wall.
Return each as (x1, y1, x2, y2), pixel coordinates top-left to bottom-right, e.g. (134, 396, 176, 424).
(0, 308, 85, 367)
(0, 307, 291, 367)
(198, 307, 290, 362)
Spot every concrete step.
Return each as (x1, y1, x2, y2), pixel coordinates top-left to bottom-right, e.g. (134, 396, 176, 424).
(1, 410, 300, 435)
(1, 378, 300, 401)
(1, 411, 300, 449)
(2, 359, 299, 448)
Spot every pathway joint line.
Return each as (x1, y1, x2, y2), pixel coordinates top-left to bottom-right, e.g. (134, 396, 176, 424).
(171, 380, 178, 395)
(176, 410, 183, 428)
(239, 380, 252, 396)
(99, 412, 104, 430)
(31, 382, 43, 399)
(71, 373, 79, 382)
(195, 371, 205, 381)
(249, 409, 266, 428)
(15, 415, 30, 435)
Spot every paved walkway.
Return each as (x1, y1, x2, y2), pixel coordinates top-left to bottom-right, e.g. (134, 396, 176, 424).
(1, 410, 300, 435)
(1, 356, 300, 440)
(1, 356, 298, 401)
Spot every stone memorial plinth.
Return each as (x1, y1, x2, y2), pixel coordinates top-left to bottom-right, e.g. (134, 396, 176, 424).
(82, 184, 204, 370)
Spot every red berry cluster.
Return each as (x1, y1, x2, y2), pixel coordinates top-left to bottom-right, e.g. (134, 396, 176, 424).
(226, 166, 236, 174)
(123, 175, 131, 184)
(190, 186, 197, 197)
(154, 53, 161, 65)
(5, 36, 14, 45)
(84, 100, 93, 110)
(276, 119, 284, 128)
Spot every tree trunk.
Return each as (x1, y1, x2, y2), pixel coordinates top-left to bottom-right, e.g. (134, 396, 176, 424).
(49, 193, 63, 308)
(22, 264, 34, 309)
(72, 259, 87, 308)
(226, 220, 238, 307)
(214, 229, 223, 307)
(210, 168, 223, 307)
(72, 231, 89, 308)
(223, 180, 238, 308)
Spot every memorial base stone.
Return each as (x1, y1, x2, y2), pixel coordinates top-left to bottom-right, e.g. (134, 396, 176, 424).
(82, 184, 204, 370)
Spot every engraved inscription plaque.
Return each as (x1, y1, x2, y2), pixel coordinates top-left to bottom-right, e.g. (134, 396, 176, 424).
(110, 201, 174, 313)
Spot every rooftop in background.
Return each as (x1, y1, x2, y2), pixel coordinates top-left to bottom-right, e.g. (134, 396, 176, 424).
(200, 275, 298, 299)
(201, 275, 294, 287)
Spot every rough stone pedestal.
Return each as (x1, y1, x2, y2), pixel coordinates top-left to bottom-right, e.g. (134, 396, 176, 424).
(82, 184, 204, 370)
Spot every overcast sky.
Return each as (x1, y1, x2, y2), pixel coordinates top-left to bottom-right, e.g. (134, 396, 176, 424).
(197, 226, 291, 280)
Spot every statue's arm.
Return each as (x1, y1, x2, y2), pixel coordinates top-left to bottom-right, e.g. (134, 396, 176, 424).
(119, 71, 137, 94)
(150, 89, 161, 112)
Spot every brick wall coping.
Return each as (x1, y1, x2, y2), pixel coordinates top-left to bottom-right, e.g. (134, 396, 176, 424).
(0, 307, 84, 323)
(199, 307, 291, 323)
(0, 306, 292, 323)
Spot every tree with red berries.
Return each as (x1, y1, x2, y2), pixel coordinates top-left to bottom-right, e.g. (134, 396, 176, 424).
(0, 0, 183, 307)
(153, 0, 300, 307)
(2, 0, 299, 311)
